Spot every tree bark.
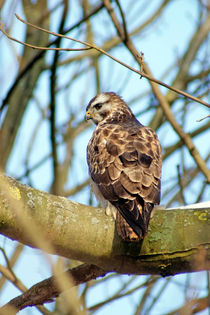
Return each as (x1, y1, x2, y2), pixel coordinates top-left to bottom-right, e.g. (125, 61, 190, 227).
(0, 173, 209, 276)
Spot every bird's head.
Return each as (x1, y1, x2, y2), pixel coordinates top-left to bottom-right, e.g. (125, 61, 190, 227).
(86, 92, 133, 125)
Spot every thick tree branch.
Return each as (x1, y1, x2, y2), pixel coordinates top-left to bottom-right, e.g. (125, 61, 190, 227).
(0, 174, 209, 277)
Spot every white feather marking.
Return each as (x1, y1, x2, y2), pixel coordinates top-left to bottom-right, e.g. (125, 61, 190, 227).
(102, 139, 107, 145)
(92, 93, 110, 106)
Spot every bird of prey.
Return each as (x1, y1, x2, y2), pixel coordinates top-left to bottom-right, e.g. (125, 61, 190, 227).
(86, 92, 162, 241)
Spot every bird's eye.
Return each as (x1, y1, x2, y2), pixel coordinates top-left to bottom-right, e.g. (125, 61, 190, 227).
(94, 103, 102, 110)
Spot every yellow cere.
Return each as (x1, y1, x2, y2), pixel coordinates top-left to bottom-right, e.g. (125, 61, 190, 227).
(86, 111, 94, 118)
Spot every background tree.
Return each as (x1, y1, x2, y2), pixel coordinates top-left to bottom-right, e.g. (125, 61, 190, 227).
(0, 0, 209, 314)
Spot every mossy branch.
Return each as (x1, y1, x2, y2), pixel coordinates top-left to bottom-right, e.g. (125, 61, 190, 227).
(0, 174, 209, 276)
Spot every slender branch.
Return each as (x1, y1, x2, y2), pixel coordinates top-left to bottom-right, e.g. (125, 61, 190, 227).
(0, 2, 104, 114)
(0, 15, 209, 108)
(88, 276, 159, 312)
(163, 121, 210, 160)
(134, 277, 157, 314)
(0, 264, 51, 314)
(196, 115, 210, 122)
(115, 0, 128, 42)
(168, 10, 210, 102)
(145, 278, 171, 314)
(0, 264, 106, 313)
(0, 25, 91, 51)
(0, 244, 23, 290)
(49, 1, 68, 195)
(176, 165, 186, 205)
(56, 0, 171, 67)
(63, 179, 89, 197)
(165, 296, 209, 315)
(146, 67, 210, 182)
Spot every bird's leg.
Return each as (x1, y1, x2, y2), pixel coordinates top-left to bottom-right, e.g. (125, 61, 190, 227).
(105, 202, 117, 220)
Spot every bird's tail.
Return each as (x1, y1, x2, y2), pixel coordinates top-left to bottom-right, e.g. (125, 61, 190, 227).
(116, 211, 140, 241)
(116, 202, 153, 242)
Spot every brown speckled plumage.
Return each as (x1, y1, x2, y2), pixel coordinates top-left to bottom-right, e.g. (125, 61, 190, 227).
(86, 92, 162, 241)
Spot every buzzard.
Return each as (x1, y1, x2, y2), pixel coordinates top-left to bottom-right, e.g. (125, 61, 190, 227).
(86, 92, 162, 241)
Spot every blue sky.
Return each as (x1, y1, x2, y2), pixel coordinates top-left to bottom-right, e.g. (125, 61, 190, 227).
(0, 0, 209, 314)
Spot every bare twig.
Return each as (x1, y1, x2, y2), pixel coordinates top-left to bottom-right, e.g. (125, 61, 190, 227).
(134, 277, 157, 315)
(102, 1, 210, 108)
(0, 248, 18, 283)
(64, 179, 89, 197)
(145, 278, 171, 314)
(176, 165, 186, 205)
(0, 264, 106, 313)
(150, 76, 210, 182)
(165, 296, 209, 315)
(163, 121, 210, 160)
(49, 1, 68, 195)
(0, 244, 23, 290)
(0, 24, 91, 51)
(196, 115, 210, 122)
(88, 276, 159, 312)
(0, 15, 209, 108)
(0, 2, 105, 114)
(115, 0, 128, 42)
(0, 264, 51, 315)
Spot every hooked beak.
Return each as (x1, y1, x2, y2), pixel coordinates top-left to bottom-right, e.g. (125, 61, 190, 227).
(85, 110, 94, 121)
